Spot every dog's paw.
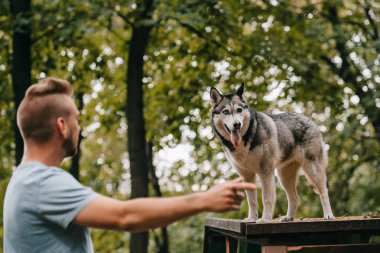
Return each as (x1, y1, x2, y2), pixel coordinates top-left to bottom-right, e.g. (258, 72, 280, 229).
(244, 217, 258, 222)
(323, 213, 335, 220)
(279, 216, 294, 222)
(256, 218, 272, 223)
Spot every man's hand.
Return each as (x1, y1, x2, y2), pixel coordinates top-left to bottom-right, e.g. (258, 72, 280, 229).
(200, 177, 256, 212)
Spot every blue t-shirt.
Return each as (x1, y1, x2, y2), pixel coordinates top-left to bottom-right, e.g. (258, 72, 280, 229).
(4, 162, 99, 253)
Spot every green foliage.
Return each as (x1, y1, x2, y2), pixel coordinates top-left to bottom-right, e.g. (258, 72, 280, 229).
(168, 214, 207, 253)
(0, 2, 13, 249)
(1, 0, 380, 252)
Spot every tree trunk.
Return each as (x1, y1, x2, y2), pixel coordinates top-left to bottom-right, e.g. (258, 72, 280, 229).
(69, 131, 82, 181)
(69, 91, 84, 181)
(146, 141, 169, 253)
(126, 1, 153, 252)
(10, 0, 32, 166)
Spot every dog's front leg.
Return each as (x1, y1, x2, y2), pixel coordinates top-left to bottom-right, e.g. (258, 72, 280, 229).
(243, 175, 258, 221)
(257, 171, 276, 223)
(245, 188, 259, 221)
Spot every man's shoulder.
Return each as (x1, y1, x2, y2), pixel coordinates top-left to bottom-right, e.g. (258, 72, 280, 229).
(13, 162, 75, 188)
(16, 162, 69, 176)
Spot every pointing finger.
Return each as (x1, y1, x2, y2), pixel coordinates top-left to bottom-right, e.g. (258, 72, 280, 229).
(231, 177, 243, 183)
(233, 182, 256, 191)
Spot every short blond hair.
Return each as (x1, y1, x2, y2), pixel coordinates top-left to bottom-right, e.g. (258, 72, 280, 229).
(17, 77, 74, 143)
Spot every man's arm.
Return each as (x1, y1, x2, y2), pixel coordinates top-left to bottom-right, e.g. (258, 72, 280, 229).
(74, 178, 255, 232)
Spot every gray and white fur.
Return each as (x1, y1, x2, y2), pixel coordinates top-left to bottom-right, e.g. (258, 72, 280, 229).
(210, 84, 334, 222)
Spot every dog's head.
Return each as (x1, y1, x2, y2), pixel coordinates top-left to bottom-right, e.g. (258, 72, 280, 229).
(210, 83, 251, 148)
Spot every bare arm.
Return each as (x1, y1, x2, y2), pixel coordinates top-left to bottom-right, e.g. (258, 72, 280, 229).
(74, 178, 255, 232)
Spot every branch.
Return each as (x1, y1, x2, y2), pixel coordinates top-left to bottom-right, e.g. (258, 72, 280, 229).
(363, 0, 379, 41)
(107, 25, 126, 42)
(114, 9, 134, 27)
(31, 15, 77, 45)
(345, 20, 370, 35)
(320, 55, 340, 73)
(170, 17, 240, 58)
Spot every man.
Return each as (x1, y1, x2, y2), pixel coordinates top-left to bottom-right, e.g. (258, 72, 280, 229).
(4, 77, 256, 253)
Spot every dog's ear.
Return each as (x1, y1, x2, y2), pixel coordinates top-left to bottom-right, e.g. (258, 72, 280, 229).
(210, 87, 223, 106)
(236, 82, 244, 97)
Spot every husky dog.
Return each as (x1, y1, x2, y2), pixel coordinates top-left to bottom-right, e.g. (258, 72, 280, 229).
(210, 84, 334, 222)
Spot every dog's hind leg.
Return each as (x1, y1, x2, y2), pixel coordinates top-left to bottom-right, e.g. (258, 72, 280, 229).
(277, 163, 300, 222)
(302, 160, 335, 220)
(257, 170, 276, 223)
(243, 174, 259, 222)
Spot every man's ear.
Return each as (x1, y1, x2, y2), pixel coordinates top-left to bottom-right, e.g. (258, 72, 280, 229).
(236, 82, 244, 97)
(56, 117, 68, 138)
(210, 87, 223, 106)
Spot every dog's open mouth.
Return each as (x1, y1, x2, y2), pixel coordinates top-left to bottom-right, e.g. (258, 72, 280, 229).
(225, 124, 241, 148)
(231, 129, 241, 147)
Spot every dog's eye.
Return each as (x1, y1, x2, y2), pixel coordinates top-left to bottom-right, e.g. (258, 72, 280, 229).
(222, 110, 229, 115)
(236, 108, 243, 113)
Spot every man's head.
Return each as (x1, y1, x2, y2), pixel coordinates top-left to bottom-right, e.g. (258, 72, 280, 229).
(17, 77, 80, 157)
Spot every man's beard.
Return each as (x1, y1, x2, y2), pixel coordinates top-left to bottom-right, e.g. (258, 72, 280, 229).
(63, 130, 77, 157)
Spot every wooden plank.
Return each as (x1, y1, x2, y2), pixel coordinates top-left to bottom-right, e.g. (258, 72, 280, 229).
(204, 217, 380, 253)
(287, 243, 380, 253)
(261, 246, 287, 253)
(204, 217, 380, 236)
(244, 231, 369, 246)
(245, 218, 380, 235)
(205, 218, 246, 233)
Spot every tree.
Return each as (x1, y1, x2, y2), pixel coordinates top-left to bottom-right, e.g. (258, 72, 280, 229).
(10, 0, 32, 165)
(125, 0, 154, 251)
(69, 91, 84, 181)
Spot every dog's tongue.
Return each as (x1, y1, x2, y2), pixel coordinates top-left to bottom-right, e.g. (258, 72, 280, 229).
(231, 129, 241, 147)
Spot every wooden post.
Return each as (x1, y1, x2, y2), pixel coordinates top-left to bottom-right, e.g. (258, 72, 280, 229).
(226, 237, 238, 253)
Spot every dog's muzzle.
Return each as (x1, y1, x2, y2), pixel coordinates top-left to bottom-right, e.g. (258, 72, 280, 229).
(233, 122, 241, 130)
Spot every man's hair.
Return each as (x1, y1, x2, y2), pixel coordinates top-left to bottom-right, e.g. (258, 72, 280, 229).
(17, 77, 74, 143)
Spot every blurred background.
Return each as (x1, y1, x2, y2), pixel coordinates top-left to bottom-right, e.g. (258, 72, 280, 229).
(1, 0, 379, 252)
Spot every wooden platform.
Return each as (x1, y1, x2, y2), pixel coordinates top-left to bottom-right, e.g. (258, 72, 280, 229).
(203, 217, 380, 253)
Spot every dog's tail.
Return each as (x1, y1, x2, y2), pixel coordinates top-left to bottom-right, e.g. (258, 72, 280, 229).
(303, 139, 329, 194)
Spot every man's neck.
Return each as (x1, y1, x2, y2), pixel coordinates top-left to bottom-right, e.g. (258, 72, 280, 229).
(21, 142, 64, 167)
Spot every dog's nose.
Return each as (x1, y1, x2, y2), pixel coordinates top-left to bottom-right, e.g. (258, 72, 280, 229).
(233, 122, 241, 129)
